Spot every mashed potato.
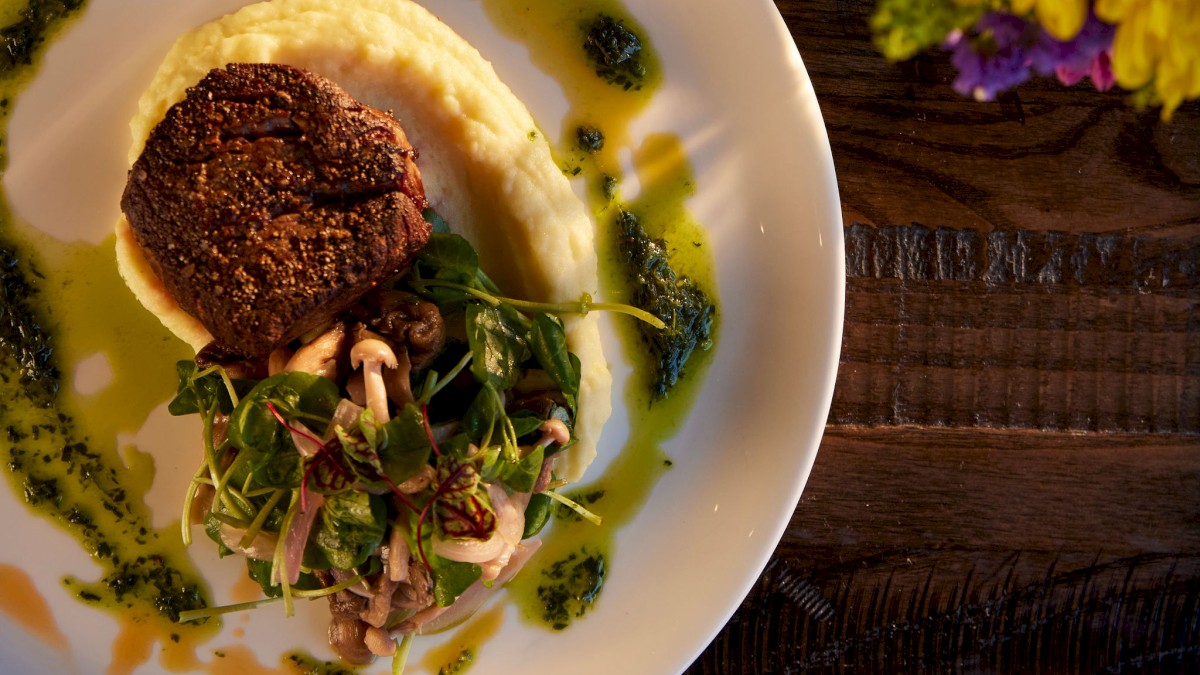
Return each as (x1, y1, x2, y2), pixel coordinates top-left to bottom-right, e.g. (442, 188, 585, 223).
(115, 0, 609, 480)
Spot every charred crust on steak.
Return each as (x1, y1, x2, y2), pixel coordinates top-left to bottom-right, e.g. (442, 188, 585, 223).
(121, 62, 431, 358)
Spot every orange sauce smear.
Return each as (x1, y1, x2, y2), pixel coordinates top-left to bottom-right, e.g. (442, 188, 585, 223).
(0, 563, 70, 652)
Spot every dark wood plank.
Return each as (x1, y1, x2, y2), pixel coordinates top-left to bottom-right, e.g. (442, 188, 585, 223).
(690, 428, 1200, 673)
(687, 0, 1200, 672)
(836, 225, 1200, 432)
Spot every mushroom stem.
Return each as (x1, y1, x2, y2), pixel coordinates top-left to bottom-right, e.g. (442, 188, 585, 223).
(350, 338, 400, 423)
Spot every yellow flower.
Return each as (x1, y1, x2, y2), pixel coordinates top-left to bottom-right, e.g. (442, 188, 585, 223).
(1097, 0, 1200, 118)
(1010, 0, 1089, 40)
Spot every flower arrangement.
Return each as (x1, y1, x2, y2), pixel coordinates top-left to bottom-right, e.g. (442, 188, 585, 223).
(871, 0, 1200, 119)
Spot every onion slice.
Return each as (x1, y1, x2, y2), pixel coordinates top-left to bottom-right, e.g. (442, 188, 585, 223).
(275, 491, 324, 585)
(219, 523, 277, 561)
(405, 540, 541, 635)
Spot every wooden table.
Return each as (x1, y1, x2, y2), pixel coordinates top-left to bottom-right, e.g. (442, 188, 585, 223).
(687, 1, 1200, 672)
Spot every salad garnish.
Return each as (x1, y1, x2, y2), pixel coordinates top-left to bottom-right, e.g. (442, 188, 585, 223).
(169, 226, 640, 666)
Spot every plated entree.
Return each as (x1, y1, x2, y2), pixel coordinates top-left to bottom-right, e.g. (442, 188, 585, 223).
(108, 0, 714, 668)
(113, 0, 632, 665)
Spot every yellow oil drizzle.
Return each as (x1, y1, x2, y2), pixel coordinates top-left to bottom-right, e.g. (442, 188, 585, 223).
(479, 0, 660, 190)
(0, 563, 70, 653)
(2, 227, 216, 669)
(481, 0, 719, 636)
(418, 603, 504, 674)
(6, 229, 194, 439)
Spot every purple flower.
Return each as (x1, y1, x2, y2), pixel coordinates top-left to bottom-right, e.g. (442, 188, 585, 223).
(947, 13, 1035, 101)
(1029, 11, 1116, 90)
(945, 10, 1116, 100)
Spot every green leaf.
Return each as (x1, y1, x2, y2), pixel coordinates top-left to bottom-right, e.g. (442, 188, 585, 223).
(336, 425, 383, 488)
(509, 410, 547, 440)
(302, 535, 331, 571)
(358, 407, 379, 449)
(306, 454, 355, 495)
(337, 406, 431, 491)
(463, 385, 502, 444)
(466, 304, 528, 391)
(434, 459, 496, 541)
(422, 207, 452, 234)
(168, 361, 233, 416)
(528, 313, 581, 413)
(246, 558, 282, 598)
(522, 493, 553, 539)
(417, 234, 479, 285)
(438, 433, 475, 461)
(500, 444, 544, 494)
(203, 512, 234, 558)
(312, 491, 387, 570)
(430, 555, 482, 607)
(376, 404, 434, 484)
(228, 372, 340, 489)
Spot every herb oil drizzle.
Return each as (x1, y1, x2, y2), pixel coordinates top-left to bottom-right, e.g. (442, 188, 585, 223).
(481, 0, 720, 632)
(0, 0, 215, 667)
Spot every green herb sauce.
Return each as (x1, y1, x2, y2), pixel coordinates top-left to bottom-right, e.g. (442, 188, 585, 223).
(533, 546, 605, 629)
(482, 0, 720, 633)
(283, 650, 360, 675)
(437, 649, 475, 675)
(0, 0, 214, 663)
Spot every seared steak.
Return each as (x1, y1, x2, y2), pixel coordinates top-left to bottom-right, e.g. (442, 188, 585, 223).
(121, 62, 430, 358)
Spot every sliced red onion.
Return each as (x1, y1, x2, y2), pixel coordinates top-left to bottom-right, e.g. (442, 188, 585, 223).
(274, 491, 324, 585)
(479, 483, 527, 581)
(326, 399, 365, 440)
(287, 420, 324, 458)
(219, 523, 278, 561)
(396, 464, 435, 494)
(410, 540, 541, 635)
(431, 530, 506, 563)
(189, 484, 214, 526)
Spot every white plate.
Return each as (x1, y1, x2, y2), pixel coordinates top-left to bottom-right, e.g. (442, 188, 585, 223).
(1, 0, 843, 673)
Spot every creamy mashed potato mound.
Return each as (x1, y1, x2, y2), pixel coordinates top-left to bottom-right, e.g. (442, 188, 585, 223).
(116, 0, 609, 480)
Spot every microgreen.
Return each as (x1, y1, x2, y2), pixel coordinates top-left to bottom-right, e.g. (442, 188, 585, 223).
(392, 633, 414, 675)
(432, 459, 495, 540)
(171, 222, 603, 632)
(229, 373, 340, 488)
(529, 313, 581, 413)
(542, 490, 603, 526)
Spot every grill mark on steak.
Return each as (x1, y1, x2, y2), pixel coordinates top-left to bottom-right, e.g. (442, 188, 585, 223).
(121, 63, 431, 358)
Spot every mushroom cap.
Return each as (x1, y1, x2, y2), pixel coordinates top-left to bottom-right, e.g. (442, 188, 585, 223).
(350, 338, 399, 369)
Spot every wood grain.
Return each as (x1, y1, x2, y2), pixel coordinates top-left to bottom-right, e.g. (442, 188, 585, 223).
(686, 0, 1200, 672)
(776, 0, 1200, 237)
(692, 428, 1200, 673)
(837, 224, 1199, 432)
